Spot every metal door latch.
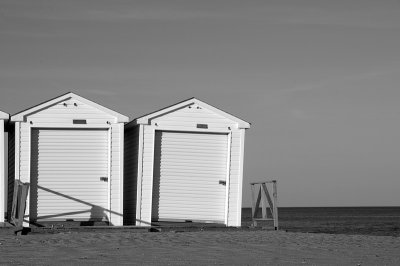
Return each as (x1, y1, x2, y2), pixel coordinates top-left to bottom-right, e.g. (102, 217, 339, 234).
(219, 180, 226, 185)
(100, 177, 108, 182)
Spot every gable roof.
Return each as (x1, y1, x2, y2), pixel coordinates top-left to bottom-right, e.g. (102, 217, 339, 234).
(0, 110, 9, 120)
(132, 97, 250, 129)
(11, 92, 129, 123)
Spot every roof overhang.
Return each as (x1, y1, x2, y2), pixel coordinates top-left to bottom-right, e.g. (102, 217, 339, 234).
(0, 110, 9, 120)
(11, 92, 129, 123)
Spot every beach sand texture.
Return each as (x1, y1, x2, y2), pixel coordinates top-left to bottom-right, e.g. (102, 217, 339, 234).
(0, 229, 399, 265)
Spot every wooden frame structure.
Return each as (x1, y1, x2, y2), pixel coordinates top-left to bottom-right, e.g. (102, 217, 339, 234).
(250, 180, 278, 230)
(11, 180, 30, 228)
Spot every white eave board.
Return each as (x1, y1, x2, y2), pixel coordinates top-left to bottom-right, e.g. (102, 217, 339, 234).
(133, 98, 251, 129)
(10, 92, 129, 123)
(0, 110, 9, 120)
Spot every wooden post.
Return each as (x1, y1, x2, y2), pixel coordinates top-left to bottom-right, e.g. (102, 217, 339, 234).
(11, 181, 30, 228)
(272, 180, 278, 230)
(261, 185, 267, 220)
(250, 183, 256, 227)
(10, 181, 21, 223)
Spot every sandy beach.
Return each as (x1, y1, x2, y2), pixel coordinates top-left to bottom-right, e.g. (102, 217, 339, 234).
(0, 228, 399, 265)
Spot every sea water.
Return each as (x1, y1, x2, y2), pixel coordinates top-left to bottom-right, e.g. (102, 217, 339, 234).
(242, 207, 400, 236)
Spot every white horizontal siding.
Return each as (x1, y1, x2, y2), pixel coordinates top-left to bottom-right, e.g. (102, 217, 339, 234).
(28, 99, 116, 124)
(151, 104, 237, 130)
(30, 128, 109, 222)
(152, 131, 228, 223)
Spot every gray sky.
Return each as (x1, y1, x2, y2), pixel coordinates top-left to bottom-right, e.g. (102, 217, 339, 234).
(1, 0, 400, 207)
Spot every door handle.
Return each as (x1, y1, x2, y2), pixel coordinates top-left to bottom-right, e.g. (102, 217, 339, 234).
(219, 180, 226, 185)
(100, 177, 108, 182)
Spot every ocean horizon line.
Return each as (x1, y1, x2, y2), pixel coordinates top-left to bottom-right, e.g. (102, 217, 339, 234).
(242, 205, 400, 208)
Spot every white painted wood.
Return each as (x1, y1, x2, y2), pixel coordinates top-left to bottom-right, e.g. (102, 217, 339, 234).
(227, 130, 245, 226)
(109, 123, 124, 225)
(151, 105, 235, 131)
(0, 111, 8, 120)
(128, 98, 250, 227)
(14, 122, 20, 185)
(138, 126, 155, 226)
(235, 129, 246, 226)
(136, 125, 144, 225)
(107, 126, 112, 221)
(152, 131, 228, 223)
(19, 122, 32, 227)
(135, 98, 250, 129)
(30, 128, 109, 221)
(224, 132, 232, 225)
(10, 93, 127, 226)
(118, 123, 124, 226)
(11, 92, 129, 123)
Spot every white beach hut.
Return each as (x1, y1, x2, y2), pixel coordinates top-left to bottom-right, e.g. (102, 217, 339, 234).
(0, 110, 9, 223)
(8, 92, 128, 226)
(124, 98, 250, 227)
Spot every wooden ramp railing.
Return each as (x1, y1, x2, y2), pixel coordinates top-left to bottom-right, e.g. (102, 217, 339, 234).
(250, 180, 278, 230)
(11, 180, 30, 228)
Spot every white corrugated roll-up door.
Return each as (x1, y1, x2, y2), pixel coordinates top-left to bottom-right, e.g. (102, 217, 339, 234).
(152, 131, 229, 223)
(30, 128, 109, 221)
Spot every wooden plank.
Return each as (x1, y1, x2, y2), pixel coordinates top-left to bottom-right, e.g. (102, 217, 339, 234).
(261, 183, 274, 215)
(250, 184, 256, 219)
(18, 183, 30, 227)
(252, 186, 262, 218)
(10, 180, 21, 225)
(273, 181, 279, 230)
(11, 181, 30, 228)
(261, 185, 267, 219)
(250, 180, 275, 185)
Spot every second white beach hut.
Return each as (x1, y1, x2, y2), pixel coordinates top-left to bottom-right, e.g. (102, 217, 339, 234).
(124, 98, 250, 227)
(8, 92, 128, 226)
(0, 110, 9, 224)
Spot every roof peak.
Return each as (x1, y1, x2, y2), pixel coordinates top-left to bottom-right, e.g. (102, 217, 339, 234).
(130, 97, 250, 129)
(11, 92, 129, 123)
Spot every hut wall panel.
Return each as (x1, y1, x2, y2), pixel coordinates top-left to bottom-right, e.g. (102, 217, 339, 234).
(110, 123, 123, 226)
(140, 126, 155, 225)
(19, 123, 30, 184)
(227, 129, 245, 226)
